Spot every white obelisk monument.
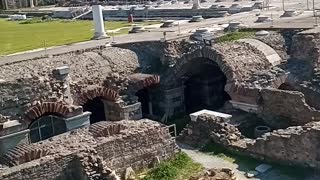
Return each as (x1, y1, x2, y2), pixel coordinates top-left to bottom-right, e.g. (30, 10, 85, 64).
(92, 5, 108, 40)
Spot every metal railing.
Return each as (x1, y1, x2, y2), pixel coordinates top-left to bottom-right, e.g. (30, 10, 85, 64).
(167, 124, 177, 138)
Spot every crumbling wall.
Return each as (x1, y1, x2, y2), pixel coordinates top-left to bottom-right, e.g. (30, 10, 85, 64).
(0, 47, 139, 119)
(0, 79, 59, 118)
(0, 152, 79, 180)
(255, 32, 287, 60)
(0, 119, 177, 180)
(178, 115, 244, 148)
(290, 29, 320, 68)
(259, 89, 320, 126)
(179, 114, 320, 169)
(247, 122, 320, 168)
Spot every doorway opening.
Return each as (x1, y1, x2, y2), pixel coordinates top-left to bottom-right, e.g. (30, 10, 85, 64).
(82, 97, 106, 124)
(182, 59, 231, 113)
(135, 87, 150, 117)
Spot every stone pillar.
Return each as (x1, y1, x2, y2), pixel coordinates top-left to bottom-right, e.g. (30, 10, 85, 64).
(2, 0, 8, 10)
(52, 66, 73, 105)
(29, 0, 34, 7)
(92, 5, 108, 40)
(192, 0, 201, 9)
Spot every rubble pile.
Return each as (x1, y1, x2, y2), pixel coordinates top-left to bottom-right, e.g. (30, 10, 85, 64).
(190, 168, 237, 180)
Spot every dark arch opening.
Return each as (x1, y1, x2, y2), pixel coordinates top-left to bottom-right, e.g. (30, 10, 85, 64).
(182, 58, 231, 113)
(135, 87, 150, 117)
(278, 83, 295, 91)
(29, 114, 66, 143)
(82, 97, 106, 124)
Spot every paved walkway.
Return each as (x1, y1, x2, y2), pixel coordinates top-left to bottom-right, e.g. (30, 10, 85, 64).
(1, 1, 318, 65)
(0, 10, 260, 65)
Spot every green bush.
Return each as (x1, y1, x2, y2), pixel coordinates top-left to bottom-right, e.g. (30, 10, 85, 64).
(141, 152, 202, 180)
(171, 151, 191, 168)
(143, 162, 178, 180)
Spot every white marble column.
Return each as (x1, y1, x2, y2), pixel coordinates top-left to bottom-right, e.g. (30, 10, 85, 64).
(192, 0, 201, 9)
(92, 5, 108, 40)
(2, 0, 8, 9)
(29, 0, 34, 7)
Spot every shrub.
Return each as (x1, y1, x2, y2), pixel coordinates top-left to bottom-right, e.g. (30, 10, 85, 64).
(143, 163, 178, 180)
(141, 152, 202, 180)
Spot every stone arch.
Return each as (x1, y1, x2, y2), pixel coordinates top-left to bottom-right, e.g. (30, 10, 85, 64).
(77, 86, 119, 106)
(24, 102, 82, 125)
(78, 86, 119, 124)
(161, 47, 236, 113)
(162, 47, 235, 87)
(0, 144, 49, 167)
(271, 73, 298, 90)
(128, 74, 161, 118)
(137, 74, 160, 90)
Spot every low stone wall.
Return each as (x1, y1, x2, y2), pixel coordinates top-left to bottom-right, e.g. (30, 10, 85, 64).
(53, 8, 229, 19)
(246, 124, 320, 168)
(179, 114, 320, 169)
(259, 89, 320, 126)
(0, 119, 178, 180)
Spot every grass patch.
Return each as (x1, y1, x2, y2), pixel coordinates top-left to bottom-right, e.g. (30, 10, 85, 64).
(140, 152, 203, 180)
(200, 142, 260, 170)
(215, 31, 255, 43)
(0, 18, 160, 55)
(200, 142, 313, 178)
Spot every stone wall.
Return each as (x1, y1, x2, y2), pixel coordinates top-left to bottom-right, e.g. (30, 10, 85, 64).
(53, 8, 229, 19)
(0, 152, 79, 180)
(259, 89, 320, 126)
(0, 47, 140, 119)
(179, 114, 320, 169)
(0, 119, 178, 180)
(246, 123, 320, 168)
(291, 29, 320, 68)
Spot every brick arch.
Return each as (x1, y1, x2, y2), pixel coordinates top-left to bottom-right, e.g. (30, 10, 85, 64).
(142, 75, 160, 88)
(162, 47, 235, 87)
(0, 144, 49, 167)
(77, 86, 119, 105)
(24, 102, 81, 124)
(128, 74, 161, 91)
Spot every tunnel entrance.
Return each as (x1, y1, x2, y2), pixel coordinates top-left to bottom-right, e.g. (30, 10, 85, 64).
(182, 59, 231, 113)
(82, 97, 106, 124)
(278, 83, 295, 91)
(135, 87, 150, 117)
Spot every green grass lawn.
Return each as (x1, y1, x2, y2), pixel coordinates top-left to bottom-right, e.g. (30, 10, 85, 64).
(0, 18, 158, 55)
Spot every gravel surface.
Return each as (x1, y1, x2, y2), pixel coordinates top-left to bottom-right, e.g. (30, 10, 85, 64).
(178, 143, 317, 180)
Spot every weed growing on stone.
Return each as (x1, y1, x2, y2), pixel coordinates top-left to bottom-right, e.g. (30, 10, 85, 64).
(215, 31, 255, 43)
(141, 152, 203, 180)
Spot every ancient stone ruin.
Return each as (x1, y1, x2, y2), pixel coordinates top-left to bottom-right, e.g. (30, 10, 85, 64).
(1, 28, 320, 178)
